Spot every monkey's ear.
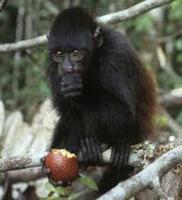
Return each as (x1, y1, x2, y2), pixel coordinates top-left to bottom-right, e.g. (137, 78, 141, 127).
(93, 26, 104, 48)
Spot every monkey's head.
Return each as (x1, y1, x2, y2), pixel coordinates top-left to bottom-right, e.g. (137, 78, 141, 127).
(47, 7, 103, 99)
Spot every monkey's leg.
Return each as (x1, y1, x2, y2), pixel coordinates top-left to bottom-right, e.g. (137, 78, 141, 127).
(110, 141, 131, 170)
(80, 136, 103, 166)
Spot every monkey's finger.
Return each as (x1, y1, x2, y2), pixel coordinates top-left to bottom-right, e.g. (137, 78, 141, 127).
(64, 91, 82, 98)
(113, 146, 120, 169)
(118, 144, 125, 170)
(63, 74, 81, 83)
(111, 143, 130, 170)
(92, 137, 102, 164)
(89, 137, 97, 163)
(80, 138, 88, 163)
(85, 137, 93, 163)
(110, 146, 116, 165)
(40, 157, 45, 163)
(61, 79, 73, 87)
(123, 143, 130, 167)
(61, 88, 82, 95)
(62, 83, 82, 92)
(80, 138, 87, 153)
(111, 145, 121, 169)
(42, 167, 51, 174)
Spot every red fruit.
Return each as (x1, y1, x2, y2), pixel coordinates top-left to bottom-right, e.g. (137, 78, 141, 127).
(45, 149, 79, 182)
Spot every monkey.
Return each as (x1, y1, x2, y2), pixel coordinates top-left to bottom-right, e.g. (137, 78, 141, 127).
(46, 7, 157, 193)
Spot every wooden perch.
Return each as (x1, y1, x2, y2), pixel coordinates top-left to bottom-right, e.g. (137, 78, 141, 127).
(0, 141, 155, 173)
(0, 148, 142, 172)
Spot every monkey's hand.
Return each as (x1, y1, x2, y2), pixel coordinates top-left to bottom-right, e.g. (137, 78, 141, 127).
(111, 141, 131, 170)
(61, 73, 82, 98)
(80, 136, 103, 166)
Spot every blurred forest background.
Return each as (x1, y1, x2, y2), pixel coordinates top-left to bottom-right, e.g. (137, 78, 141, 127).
(0, 0, 182, 199)
(0, 0, 182, 123)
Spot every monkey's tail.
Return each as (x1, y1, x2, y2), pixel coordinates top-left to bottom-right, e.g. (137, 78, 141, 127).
(98, 166, 131, 195)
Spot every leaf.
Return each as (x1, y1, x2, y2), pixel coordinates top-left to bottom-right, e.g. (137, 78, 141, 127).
(154, 115, 168, 127)
(48, 191, 55, 197)
(44, 182, 59, 199)
(45, 182, 57, 192)
(78, 173, 99, 191)
(56, 186, 72, 196)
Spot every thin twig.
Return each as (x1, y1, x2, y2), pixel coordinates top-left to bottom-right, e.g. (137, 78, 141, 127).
(0, 0, 8, 11)
(0, 35, 47, 53)
(161, 88, 182, 109)
(97, 0, 175, 24)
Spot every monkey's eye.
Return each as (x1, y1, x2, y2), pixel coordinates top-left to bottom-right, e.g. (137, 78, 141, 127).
(70, 50, 85, 61)
(52, 51, 64, 62)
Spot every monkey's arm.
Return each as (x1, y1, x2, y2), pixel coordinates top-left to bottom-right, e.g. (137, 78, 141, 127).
(99, 47, 141, 169)
(79, 110, 103, 166)
(51, 110, 103, 166)
(100, 54, 139, 116)
(51, 114, 81, 153)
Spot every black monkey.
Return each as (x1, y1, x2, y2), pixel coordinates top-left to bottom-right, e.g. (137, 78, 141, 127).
(47, 7, 157, 192)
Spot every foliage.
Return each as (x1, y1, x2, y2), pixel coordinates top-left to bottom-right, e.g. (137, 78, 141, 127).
(42, 174, 98, 200)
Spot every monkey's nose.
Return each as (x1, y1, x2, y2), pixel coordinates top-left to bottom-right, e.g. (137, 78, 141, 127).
(63, 57, 73, 73)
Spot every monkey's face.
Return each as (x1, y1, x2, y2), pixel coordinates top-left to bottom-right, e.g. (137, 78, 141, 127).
(51, 48, 89, 98)
(47, 7, 103, 100)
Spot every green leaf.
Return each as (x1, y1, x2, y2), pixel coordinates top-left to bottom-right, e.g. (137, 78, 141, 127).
(175, 40, 182, 50)
(78, 173, 98, 191)
(56, 186, 72, 197)
(45, 182, 57, 192)
(154, 115, 168, 127)
(48, 191, 55, 197)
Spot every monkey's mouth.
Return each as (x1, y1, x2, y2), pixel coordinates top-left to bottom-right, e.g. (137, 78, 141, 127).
(61, 73, 83, 98)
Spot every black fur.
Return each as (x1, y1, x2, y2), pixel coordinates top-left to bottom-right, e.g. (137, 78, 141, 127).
(47, 7, 156, 193)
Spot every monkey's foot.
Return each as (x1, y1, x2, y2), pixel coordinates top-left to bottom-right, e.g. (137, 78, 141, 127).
(80, 137, 103, 166)
(111, 142, 131, 170)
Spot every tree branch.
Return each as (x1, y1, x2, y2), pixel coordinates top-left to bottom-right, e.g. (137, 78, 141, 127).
(0, 143, 181, 199)
(97, 0, 175, 24)
(0, 147, 142, 172)
(0, 35, 46, 53)
(97, 145, 182, 200)
(0, 143, 181, 200)
(0, 0, 176, 53)
(161, 88, 182, 109)
(0, 0, 8, 11)
(0, 152, 47, 172)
